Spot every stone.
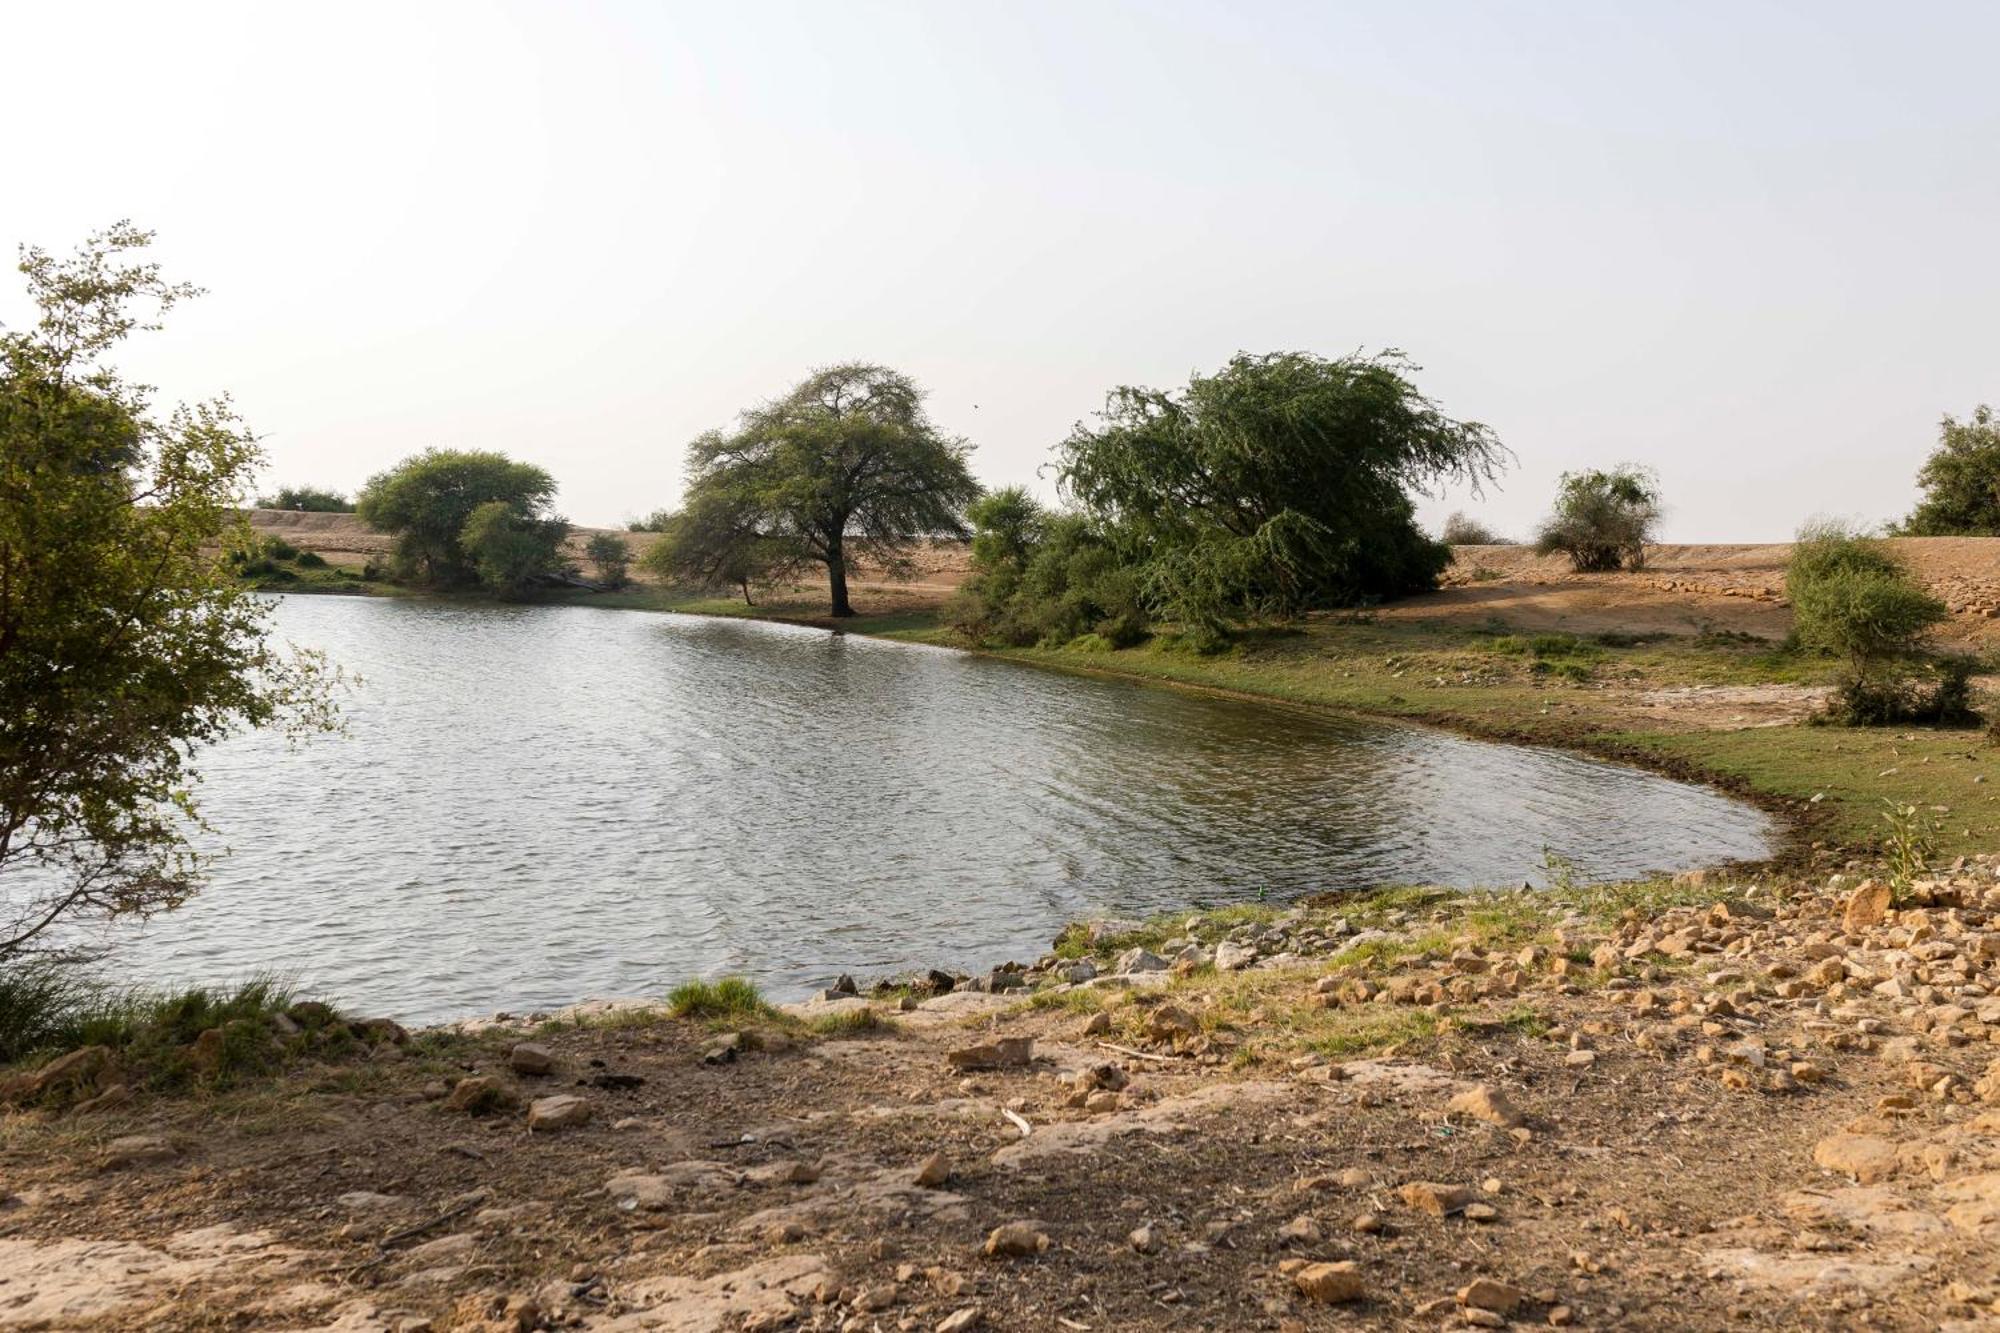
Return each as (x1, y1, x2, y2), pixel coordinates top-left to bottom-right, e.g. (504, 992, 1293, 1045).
(1128, 1224, 1158, 1253)
(936, 1309, 983, 1333)
(73, 1083, 133, 1116)
(1293, 1260, 1366, 1304)
(1214, 941, 1258, 971)
(1398, 1181, 1474, 1216)
(1447, 1084, 1526, 1129)
(1458, 1278, 1526, 1314)
(945, 1037, 1033, 1070)
(9, 1045, 110, 1103)
(1814, 1133, 1901, 1185)
(526, 1094, 591, 1132)
(508, 1042, 554, 1075)
(1116, 948, 1168, 974)
(1146, 1005, 1200, 1041)
(1276, 1214, 1321, 1244)
(982, 1223, 1048, 1258)
(101, 1135, 177, 1169)
(1845, 880, 1893, 932)
(444, 1076, 518, 1115)
(746, 1160, 819, 1186)
(914, 1152, 952, 1188)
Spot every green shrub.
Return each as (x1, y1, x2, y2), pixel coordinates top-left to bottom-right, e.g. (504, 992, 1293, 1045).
(1440, 511, 1512, 545)
(667, 976, 769, 1019)
(1789, 521, 1969, 725)
(295, 550, 327, 569)
(585, 532, 631, 588)
(1534, 467, 1661, 571)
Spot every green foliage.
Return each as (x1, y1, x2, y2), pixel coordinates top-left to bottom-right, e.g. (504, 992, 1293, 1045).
(583, 532, 631, 588)
(356, 448, 558, 585)
(641, 493, 801, 605)
(1056, 351, 1507, 649)
(295, 550, 327, 569)
(666, 976, 770, 1019)
(626, 508, 674, 533)
(676, 364, 980, 617)
(0, 225, 338, 960)
(1534, 466, 1661, 571)
(1439, 511, 1511, 545)
(1880, 799, 1939, 895)
(1895, 405, 2000, 536)
(951, 503, 1149, 648)
(459, 499, 571, 598)
(258, 485, 351, 513)
(1787, 521, 1963, 724)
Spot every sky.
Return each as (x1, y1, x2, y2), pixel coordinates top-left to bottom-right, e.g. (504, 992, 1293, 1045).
(4, 1, 1996, 539)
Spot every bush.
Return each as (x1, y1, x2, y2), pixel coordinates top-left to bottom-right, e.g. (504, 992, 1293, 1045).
(1788, 521, 1969, 725)
(459, 499, 571, 598)
(1440, 512, 1511, 545)
(585, 532, 631, 587)
(1534, 467, 1661, 571)
(950, 503, 1149, 649)
(1895, 405, 2000, 536)
(295, 550, 327, 569)
(259, 485, 352, 513)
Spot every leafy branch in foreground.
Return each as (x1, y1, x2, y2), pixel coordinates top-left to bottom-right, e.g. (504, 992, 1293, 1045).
(0, 224, 340, 960)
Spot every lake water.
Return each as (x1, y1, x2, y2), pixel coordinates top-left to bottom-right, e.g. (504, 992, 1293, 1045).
(95, 595, 1773, 1023)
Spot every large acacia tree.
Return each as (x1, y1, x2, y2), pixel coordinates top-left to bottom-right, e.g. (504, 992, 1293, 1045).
(1057, 351, 1508, 646)
(1896, 405, 2000, 536)
(675, 364, 979, 616)
(0, 225, 336, 958)
(356, 448, 559, 585)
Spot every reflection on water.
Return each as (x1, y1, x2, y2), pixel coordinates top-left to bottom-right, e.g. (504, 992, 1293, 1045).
(94, 596, 1771, 1022)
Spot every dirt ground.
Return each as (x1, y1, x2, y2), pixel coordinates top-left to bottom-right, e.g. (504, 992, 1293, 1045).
(248, 513, 2000, 649)
(8, 867, 2000, 1331)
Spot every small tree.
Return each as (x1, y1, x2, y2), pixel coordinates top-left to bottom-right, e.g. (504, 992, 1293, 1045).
(1534, 467, 1661, 571)
(459, 500, 570, 598)
(356, 448, 557, 585)
(258, 485, 352, 513)
(1057, 351, 1508, 649)
(0, 225, 336, 958)
(678, 364, 980, 617)
(1787, 521, 1965, 724)
(585, 532, 631, 587)
(1895, 405, 2000, 536)
(1440, 511, 1511, 545)
(641, 492, 802, 605)
(626, 508, 674, 533)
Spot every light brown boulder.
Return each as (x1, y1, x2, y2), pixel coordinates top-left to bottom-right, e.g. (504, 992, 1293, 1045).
(945, 1037, 1033, 1071)
(1293, 1260, 1366, 1304)
(1845, 880, 1893, 932)
(526, 1094, 592, 1132)
(1814, 1133, 1901, 1185)
(982, 1223, 1048, 1258)
(1398, 1181, 1474, 1216)
(914, 1152, 952, 1188)
(1458, 1278, 1527, 1314)
(508, 1042, 554, 1075)
(1447, 1084, 1526, 1129)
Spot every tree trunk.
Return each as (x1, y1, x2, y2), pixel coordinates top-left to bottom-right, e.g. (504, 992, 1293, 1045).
(740, 577, 754, 606)
(826, 537, 854, 617)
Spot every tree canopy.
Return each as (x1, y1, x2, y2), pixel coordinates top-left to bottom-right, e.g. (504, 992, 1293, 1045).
(258, 484, 351, 513)
(0, 224, 336, 958)
(673, 364, 980, 616)
(1896, 405, 2000, 536)
(356, 448, 559, 586)
(459, 499, 571, 598)
(1533, 466, 1661, 572)
(1055, 351, 1508, 646)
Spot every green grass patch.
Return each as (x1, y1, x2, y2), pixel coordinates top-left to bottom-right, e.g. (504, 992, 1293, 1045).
(667, 976, 771, 1020)
(804, 1006, 897, 1037)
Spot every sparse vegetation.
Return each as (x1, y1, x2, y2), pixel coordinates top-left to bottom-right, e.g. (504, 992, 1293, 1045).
(258, 485, 352, 513)
(666, 976, 770, 1020)
(585, 532, 631, 588)
(1534, 466, 1661, 571)
(1440, 511, 1511, 545)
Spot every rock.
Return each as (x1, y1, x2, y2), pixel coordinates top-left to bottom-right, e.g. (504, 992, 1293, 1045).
(508, 1042, 554, 1075)
(1128, 1224, 1158, 1253)
(746, 1160, 820, 1186)
(914, 1152, 952, 1188)
(1081, 1012, 1112, 1037)
(1293, 1260, 1366, 1304)
(1457, 1278, 1526, 1314)
(1845, 880, 1893, 932)
(1447, 1084, 1526, 1129)
(526, 1094, 592, 1132)
(101, 1135, 177, 1169)
(936, 1308, 983, 1332)
(1398, 1181, 1474, 1216)
(1146, 1005, 1200, 1041)
(444, 1076, 518, 1115)
(1116, 948, 1168, 974)
(982, 1223, 1048, 1258)
(1814, 1133, 1901, 1185)
(10, 1045, 111, 1103)
(1214, 941, 1257, 971)
(1276, 1214, 1321, 1244)
(945, 1037, 1033, 1070)
(73, 1083, 133, 1116)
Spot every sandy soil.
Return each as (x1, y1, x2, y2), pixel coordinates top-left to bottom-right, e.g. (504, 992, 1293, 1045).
(7, 866, 2000, 1330)
(249, 513, 1999, 648)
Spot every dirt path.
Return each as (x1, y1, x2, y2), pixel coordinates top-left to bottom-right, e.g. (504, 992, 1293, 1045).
(8, 865, 2000, 1330)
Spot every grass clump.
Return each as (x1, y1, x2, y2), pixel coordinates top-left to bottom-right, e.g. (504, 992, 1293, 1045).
(805, 1006, 896, 1037)
(667, 976, 771, 1020)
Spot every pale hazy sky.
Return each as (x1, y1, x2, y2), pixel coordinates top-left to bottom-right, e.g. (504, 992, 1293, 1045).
(5, 1, 1996, 538)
